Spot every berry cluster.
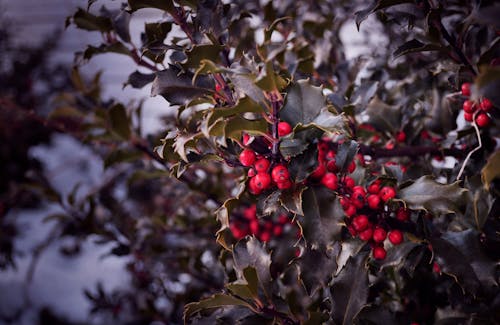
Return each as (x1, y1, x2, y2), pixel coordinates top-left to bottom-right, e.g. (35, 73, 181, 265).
(461, 82, 494, 127)
(308, 140, 411, 259)
(229, 204, 296, 242)
(239, 121, 294, 195)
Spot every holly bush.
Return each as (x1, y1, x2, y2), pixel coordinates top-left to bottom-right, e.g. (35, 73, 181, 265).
(7, 0, 500, 324)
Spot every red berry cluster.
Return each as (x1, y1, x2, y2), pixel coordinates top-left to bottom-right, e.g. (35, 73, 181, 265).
(239, 121, 294, 195)
(461, 82, 494, 127)
(229, 204, 296, 242)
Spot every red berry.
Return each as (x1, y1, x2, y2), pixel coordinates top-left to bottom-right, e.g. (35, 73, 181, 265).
(242, 133, 251, 145)
(475, 113, 491, 128)
(249, 219, 259, 234)
(372, 246, 387, 260)
(396, 207, 410, 221)
(348, 161, 356, 173)
(395, 131, 406, 143)
(239, 149, 256, 167)
(373, 227, 387, 243)
(480, 98, 493, 112)
(260, 231, 271, 242)
(230, 222, 247, 240)
(463, 100, 476, 113)
(254, 172, 272, 191)
(464, 112, 474, 122)
(326, 159, 339, 172)
(433, 262, 441, 274)
(367, 194, 381, 209)
(351, 191, 365, 209)
(340, 197, 350, 209)
(310, 163, 326, 179)
(352, 215, 369, 232)
(215, 84, 222, 92)
(358, 228, 373, 241)
(273, 225, 283, 236)
(461, 82, 471, 97)
(271, 165, 290, 183)
(344, 204, 357, 217)
(321, 173, 338, 190)
(278, 214, 289, 224)
(367, 181, 380, 194)
(278, 121, 293, 137)
(254, 158, 270, 172)
(326, 150, 336, 160)
(243, 205, 257, 220)
(276, 179, 292, 190)
(388, 230, 403, 245)
(248, 177, 261, 195)
(247, 168, 256, 177)
(342, 176, 355, 189)
(379, 186, 396, 202)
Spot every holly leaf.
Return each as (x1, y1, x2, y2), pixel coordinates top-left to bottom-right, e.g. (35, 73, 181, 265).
(361, 96, 401, 133)
(183, 294, 254, 323)
(393, 39, 442, 58)
(300, 187, 343, 249)
(399, 176, 467, 215)
(280, 186, 305, 216)
(296, 245, 338, 296)
(108, 104, 131, 139)
(126, 0, 174, 14)
(279, 139, 309, 158)
(355, 0, 414, 29)
(151, 65, 213, 105)
(330, 252, 369, 325)
(430, 234, 481, 295)
(215, 183, 245, 250)
(124, 70, 155, 89)
(233, 237, 272, 289)
(82, 42, 131, 60)
(481, 150, 500, 190)
(335, 140, 359, 172)
(70, 8, 112, 32)
(281, 80, 327, 126)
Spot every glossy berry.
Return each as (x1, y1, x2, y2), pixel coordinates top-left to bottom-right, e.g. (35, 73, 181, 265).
(373, 227, 387, 243)
(276, 179, 292, 190)
(352, 215, 369, 232)
(461, 82, 471, 97)
(326, 150, 336, 160)
(278, 121, 293, 137)
(260, 231, 271, 242)
(358, 228, 373, 241)
(239, 149, 256, 167)
(351, 191, 365, 209)
(475, 113, 491, 128)
(254, 173, 272, 191)
(230, 222, 247, 240)
(249, 219, 259, 234)
(388, 230, 403, 245)
(243, 205, 256, 220)
(367, 194, 381, 209)
(248, 177, 261, 195)
(462, 100, 476, 113)
(278, 214, 289, 224)
(480, 98, 493, 112)
(352, 185, 366, 196)
(372, 246, 387, 260)
(395, 131, 406, 143)
(344, 204, 357, 217)
(273, 225, 283, 236)
(327, 159, 339, 172)
(463, 112, 474, 122)
(310, 163, 326, 179)
(433, 262, 441, 274)
(321, 173, 338, 190)
(254, 158, 270, 173)
(367, 181, 380, 194)
(342, 176, 355, 189)
(272, 165, 290, 183)
(247, 168, 256, 177)
(379, 186, 396, 202)
(242, 133, 251, 145)
(396, 207, 410, 221)
(215, 83, 222, 92)
(348, 161, 356, 173)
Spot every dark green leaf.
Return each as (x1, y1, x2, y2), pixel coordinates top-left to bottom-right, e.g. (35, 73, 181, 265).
(151, 65, 213, 105)
(127, 0, 174, 14)
(82, 42, 131, 61)
(362, 96, 401, 133)
(280, 187, 305, 216)
(355, 0, 414, 29)
(181, 44, 223, 70)
(300, 187, 343, 249)
(296, 245, 338, 296)
(108, 104, 131, 139)
(335, 140, 359, 172)
(71, 8, 112, 32)
(281, 80, 326, 126)
(279, 138, 309, 158)
(100, 6, 131, 42)
(393, 39, 442, 58)
(183, 294, 253, 322)
(124, 70, 155, 89)
(399, 176, 467, 215)
(233, 237, 272, 289)
(330, 252, 369, 325)
(475, 66, 500, 108)
(482, 150, 500, 190)
(104, 149, 142, 168)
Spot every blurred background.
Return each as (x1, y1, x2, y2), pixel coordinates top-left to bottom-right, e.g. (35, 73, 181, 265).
(0, 0, 386, 324)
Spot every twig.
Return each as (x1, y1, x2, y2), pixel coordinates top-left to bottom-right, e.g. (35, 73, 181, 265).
(456, 114, 482, 180)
